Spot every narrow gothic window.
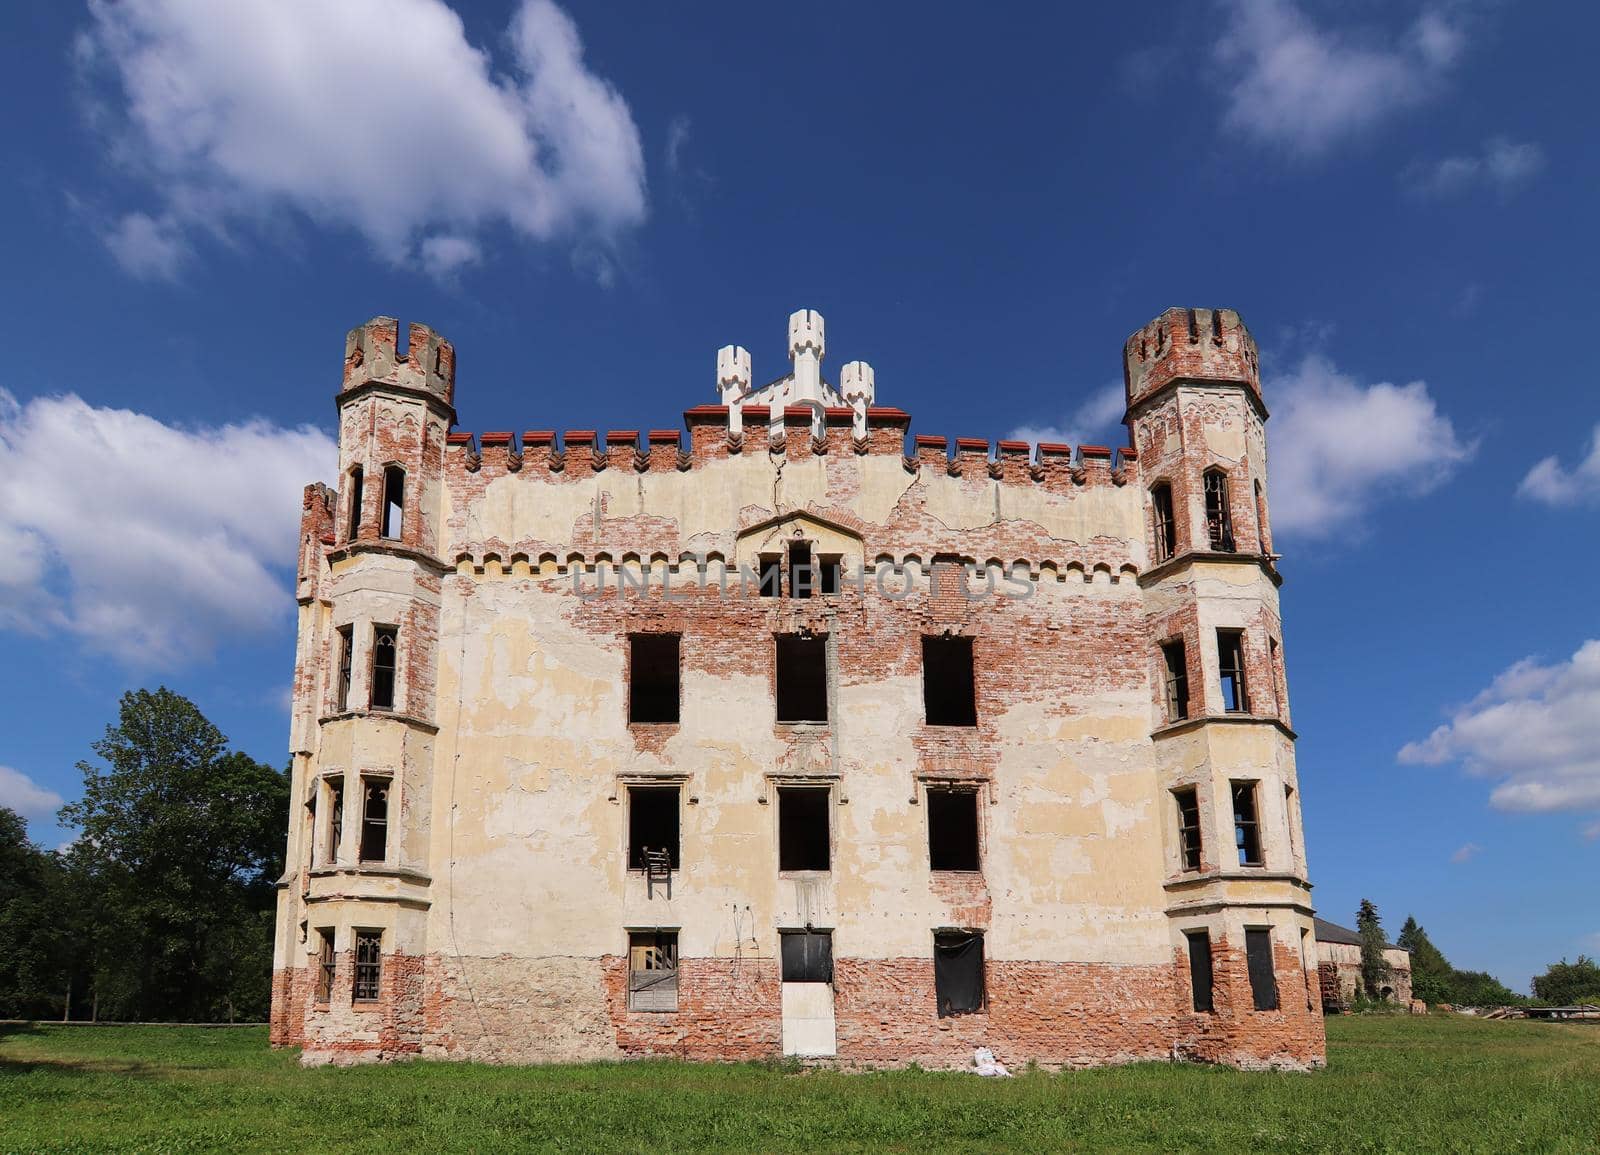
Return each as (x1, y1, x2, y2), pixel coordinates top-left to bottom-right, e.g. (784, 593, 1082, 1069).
(1204, 469, 1235, 552)
(315, 929, 335, 1003)
(370, 626, 398, 710)
(1218, 629, 1249, 713)
(352, 931, 382, 1001)
(1174, 787, 1202, 871)
(359, 778, 388, 863)
(346, 466, 364, 542)
(335, 625, 354, 712)
(1186, 930, 1214, 1012)
(326, 777, 344, 865)
(1245, 928, 1279, 1011)
(1161, 639, 1189, 722)
(1151, 482, 1175, 562)
(1233, 780, 1262, 867)
(1254, 479, 1269, 554)
(380, 465, 405, 540)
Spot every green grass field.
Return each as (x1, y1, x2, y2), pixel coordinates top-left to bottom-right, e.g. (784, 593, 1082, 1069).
(2, 1015, 1596, 1153)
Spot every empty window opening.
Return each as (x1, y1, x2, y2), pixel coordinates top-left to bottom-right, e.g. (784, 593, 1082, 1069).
(1254, 479, 1269, 554)
(1186, 930, 1214, 1012)
(335, 625, 354, 713)
(1161, 639, 1189, 723)
(346, 467, 364, 542)
(1233, 781, 1262, 867)
(788, 541, 814, 599)
(1204, 469, 1235, 552)
(927, 789, 980, 871)
(780, 930, 833, 983)
(1217, 629, 1249, 713)
(1245, 928, 1279, 1011)
(1284, 784, 1296, 862)
(380, 466, 405, 540)
(353, 930, 382, 1002)
(370, 626, 398, 710)
(934, 931, 985, 1017)
(1151, 482, 1175, 562)
(819, 555, 841, 595)
(1268, 637, 1282, 715)
(628, 786, 680, 870)
(1174, 787, 1202, 872)
(325, 777, 344, 866)
(778, 787, 830, 871)
(776, 634, 828, 723)
(922, 636, 977, 726)
(758, 554, 781, 598)
(628, 634, 681, 724)
(315, 928, 335, 1004)
(628, 930, 678, 1011)
(359, 777, 388, 863)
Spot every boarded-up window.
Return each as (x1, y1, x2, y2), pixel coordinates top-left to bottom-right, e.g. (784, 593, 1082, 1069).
(1161, 639, 1189, 722)
(778, 787, 830, 871)
(628, 785, 680, 870)
(1232, 781, 1262, 866)
(922, 636, 977, 726)
(776, 634, 828, 723)
(1217, 629, 1249, 713)
(1186, 929, 1214, 1012)
(1174, 787, 1202, 871)
(1151, 482, 1175, 562)
(928, 789, 980, 871)
(353, 930, 382, 1001)
(315, 928, 335, 1004)
(370, 625, 398, 711)
(628, 930, 678, 1011)
(780, 930, 833, 983)
(1246, 928, 1279, 1011)
(934, 931, 985, 1017)
(359, 777, 388, 863)
(629, 634, 681, 724)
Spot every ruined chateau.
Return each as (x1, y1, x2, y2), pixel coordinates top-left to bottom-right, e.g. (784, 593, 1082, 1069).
(270, 305, 1326, 1070)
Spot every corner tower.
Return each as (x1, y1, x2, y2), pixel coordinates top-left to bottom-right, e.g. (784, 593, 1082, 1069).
(1126, 307, 1321, 1063)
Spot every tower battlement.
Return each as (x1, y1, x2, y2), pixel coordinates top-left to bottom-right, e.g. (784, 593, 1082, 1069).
(343, 316, 456, 406)
(1123, 307, 1258, 411)
(787, 308, 825, 360)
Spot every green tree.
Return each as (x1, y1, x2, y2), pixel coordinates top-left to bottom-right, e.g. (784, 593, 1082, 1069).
(1397, 916, 1453, 1005)
(1356, 899, 1390, 998)
(1531, 956, 1600, 1006)
(58, 687, 288, 1021)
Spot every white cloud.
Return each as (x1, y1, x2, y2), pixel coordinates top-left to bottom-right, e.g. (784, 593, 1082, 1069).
(418, 234, 482, 276)
(1267, 354, 1475, 537)
(0, 766, 64, 820)
(1403, 137, 1546, 199)
(1009, 383, 1126, 448)
(1214, 1, 1465, 156)
(1519, 424, 1600, 506)
(1399, 640, 1600, 815)
(1450, 842, 1482, 864)
(0, 389, 335, 666)
(77, 0, 646, 277)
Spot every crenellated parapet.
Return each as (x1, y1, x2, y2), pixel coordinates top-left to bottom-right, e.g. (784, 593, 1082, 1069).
(344, 316, 456, 408)
(1123, 307, 1259, 413)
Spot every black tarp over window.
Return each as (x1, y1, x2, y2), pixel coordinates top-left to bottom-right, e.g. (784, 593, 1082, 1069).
(934, 931, 985, 1016)
(1245, 928, 1279, 1011)
(780, 930, 833, 983)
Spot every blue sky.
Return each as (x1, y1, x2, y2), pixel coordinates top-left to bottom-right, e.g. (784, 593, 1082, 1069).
(1, 0, 1596, 993)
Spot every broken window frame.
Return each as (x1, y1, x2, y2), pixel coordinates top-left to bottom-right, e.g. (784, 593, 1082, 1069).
(627, 930, 679, 1012)
(1217, 629, 1249, 714)
(776, 785, 831, 873)
(922, 635, 978, 727)
(325, 776, 344, 866)
(370, 625, 398, 711)
(1174, 786, 1202, 872)
(627, 784, 681, 871)
(1232, 780, 1263, 867)
(335, 625, 354, 713)
(933, 930, 986, 1017)
(346, 466, 364, 542)
(1203, 468, 1235, 552)
(358, 776, 389, 864)
(926, 787, 982, 872)
(315, 928, 336, 1004)
(628, 633, 682, 725)
(380, 465, 405, 540)
(1245, 927, 1279, 1011)
(779, 929, 834, 983)
(352, 929, 382, 1002)
(775, 633, 829, 724)
(1185, 929, 1215, 1013)
(1151, 481, 1176, 562)
(1160, 638, 1189, 723)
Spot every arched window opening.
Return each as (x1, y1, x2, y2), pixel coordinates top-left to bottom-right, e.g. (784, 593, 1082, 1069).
(346, 466, 364, 542)
(380, 466, 405, 540)
(1151, 482, 1176, 562)
(1203, 469, 1235, 552)
(370, 625, 397, 710)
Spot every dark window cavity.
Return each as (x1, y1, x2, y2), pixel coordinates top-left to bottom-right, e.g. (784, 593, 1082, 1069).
(775, 634, 828, 723)
(316, 928, 335, 1003)
(1217, 629, 1249, 713)
(1232, 780, 1262, 867)
(927, 789, 980, 871)
(346, 467, 364, 542)
(1245, 928, 1279, 1011)
(777, 787, 830, 871)
(758, 554, 781, 598)
(1204, 469, 1235, 552)
(370, 626, 398, 710)
(380, 465, 405, 540)
(1174, 787, 1202, 872)
(819, 555, 841, 595)
(335, 625, 354, 712)
(359, 777, 388, 863)
(353, 930, 382, 1001)
(922, 636, 977, 726)
(788, 541, 814, 599)
(1268, 637, 1282, 715)
(1161, 639, 1189, 722)
(1151, 482, 1175, 562)
(934, 931, 985, 1017)
(628, 930, 678, 1011)
(1186, 930, 1214, 1012)
(628, 785, 680, 870)
(326, 777, 344, 865)
(780, 930, 833, 983)
(629, 634, 681, 724)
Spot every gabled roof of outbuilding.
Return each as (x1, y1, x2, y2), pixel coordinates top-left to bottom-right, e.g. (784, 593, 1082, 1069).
(1315, 917, 1404, 951)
